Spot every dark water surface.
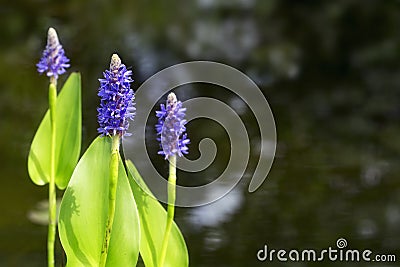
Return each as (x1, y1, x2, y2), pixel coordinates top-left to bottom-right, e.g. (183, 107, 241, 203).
(1, 1, 400, 266)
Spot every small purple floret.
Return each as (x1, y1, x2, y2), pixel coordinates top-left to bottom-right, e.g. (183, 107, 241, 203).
(156, 92, 190, 158)
(97, 54, 135, 137)
(36, 27, 70, 80)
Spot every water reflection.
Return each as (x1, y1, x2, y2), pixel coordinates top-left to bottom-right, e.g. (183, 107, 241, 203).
(188, 185, 243, 228)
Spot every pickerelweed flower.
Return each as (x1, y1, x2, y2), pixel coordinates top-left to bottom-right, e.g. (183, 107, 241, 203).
(156, 92, 190, 158)
(97, 54, 135, 137)
(36, 27, 70, 80)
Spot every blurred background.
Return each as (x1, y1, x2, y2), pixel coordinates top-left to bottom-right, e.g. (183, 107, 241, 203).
(1, 0, 400, 266)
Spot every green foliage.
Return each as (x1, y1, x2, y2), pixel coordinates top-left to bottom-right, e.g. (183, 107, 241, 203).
(29, 72, 189, 266)
(28, 73, 82, 189)
(58, 137, 140, 267)
(126, 160, 189, 267)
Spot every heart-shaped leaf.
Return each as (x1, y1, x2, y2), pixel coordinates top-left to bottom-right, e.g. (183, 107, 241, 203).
(28, 72, 82, 189)
(58, 137, 140, 267)
(126, 160, 189, 267)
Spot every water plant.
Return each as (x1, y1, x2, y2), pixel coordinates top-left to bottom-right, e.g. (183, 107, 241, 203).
(28, 27, 81, 267)
(55, 53, 189, 266)
(97, 53, 136, 266)
(155, 92, 189, 267)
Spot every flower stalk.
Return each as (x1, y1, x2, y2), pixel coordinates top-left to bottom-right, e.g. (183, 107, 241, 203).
(156, 92, 189, 267)
(99, 135, 120, 267)
(48, 82, 57, 267)
(97, 54, 135, 266)
(37, 27, 70, 267)
(159, 155, 177, 267)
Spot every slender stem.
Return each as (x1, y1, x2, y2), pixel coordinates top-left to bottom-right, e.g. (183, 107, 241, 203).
(50, 76, 57, 88)
(99, 135, 120, 267)
(48, 82, 57, 267)
(159, 155, 177, 267)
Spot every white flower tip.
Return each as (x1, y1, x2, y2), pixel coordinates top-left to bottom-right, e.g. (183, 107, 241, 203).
(110, 54, 122, 70)
(47, 27, 59, 48)
(167, 92, 177, 105)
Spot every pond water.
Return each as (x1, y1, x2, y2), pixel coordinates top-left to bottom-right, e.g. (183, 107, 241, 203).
(1, 1, 400, 266)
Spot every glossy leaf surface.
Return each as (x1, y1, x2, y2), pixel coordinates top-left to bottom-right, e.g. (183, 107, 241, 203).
(28, 72, 82, 189)
(126, 160, 188, 267)
(59, 137, 140, 266)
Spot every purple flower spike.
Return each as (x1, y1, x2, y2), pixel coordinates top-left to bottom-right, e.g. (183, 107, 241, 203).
(156, 92, 190, 159)
(97, 54, 135, 137)
(36, 27, 70, 80)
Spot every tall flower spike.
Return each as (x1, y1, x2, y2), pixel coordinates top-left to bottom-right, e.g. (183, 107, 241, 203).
(97, 54, 135, 137)
(36, 27, 70, 80)
(156, 92, 190, 159)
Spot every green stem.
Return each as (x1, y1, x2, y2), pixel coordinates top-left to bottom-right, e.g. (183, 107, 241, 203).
(48, 82, 57, 267)
(159, 155, 177, 267)
(99, 135, 120, 267)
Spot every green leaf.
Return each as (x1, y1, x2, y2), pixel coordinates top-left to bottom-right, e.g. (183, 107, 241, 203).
(58, 137, 140, 267)
(28, 72, 82, 189)
(126, 160, 189, 267)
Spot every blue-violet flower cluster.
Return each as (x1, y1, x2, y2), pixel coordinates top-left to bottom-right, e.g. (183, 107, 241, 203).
(36, 27, 70, 80)
(156, 92, 190, 158)
(97, 54, 135, 137)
